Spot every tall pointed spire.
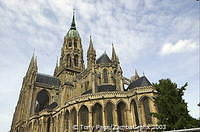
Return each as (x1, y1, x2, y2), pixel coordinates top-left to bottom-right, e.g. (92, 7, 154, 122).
(29, 51, 35, 69)
(112, 44, 119, 64)
(87, 36, 96, 68)
(34, 56, 38, 70)
(54, 57, 59, 76)
(26, 51, 37, 76)
(70, 9, 76, 30)
(87, 36, 95, 54)
(112, 44, 117, 60)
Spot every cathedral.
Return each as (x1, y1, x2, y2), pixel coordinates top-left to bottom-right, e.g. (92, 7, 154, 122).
(11, 13, 158, 132)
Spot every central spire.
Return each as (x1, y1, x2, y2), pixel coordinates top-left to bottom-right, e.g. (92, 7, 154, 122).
(70, 9, 76, 30)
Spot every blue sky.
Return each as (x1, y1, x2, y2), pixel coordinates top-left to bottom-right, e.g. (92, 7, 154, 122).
(0, 0, 199, 131)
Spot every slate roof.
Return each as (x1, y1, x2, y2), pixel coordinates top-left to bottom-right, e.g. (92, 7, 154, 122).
(82, 85, 116, 95)
(97, 85, 116, 92)
(46, 102, 58, 110)
(36, 73, 60, 87)
(96, 53, 112, 64)
(128, 76, 151, 89)
(82, 89, 92, 95)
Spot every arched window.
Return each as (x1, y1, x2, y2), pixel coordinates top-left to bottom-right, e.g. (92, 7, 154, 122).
(71, 108, 77, 131)
(117, 101, 127, 126)
(98, 74, 101, 84)
(66, 54, 72, 67)
(92, 103, 103, 126)
(105, 102, 114, 126)
(35, 90, 49, 113)
(141, 97, 152, 125)
(74, 55, 79, 67)
(68, 40, 72, 47)
(64, 110, 69, 130)
(79, 105, 89, 127)
(85, 81, 89, 91)
(103, 69, 108, 83)
(74, 40, 77, 48)
(131, 100, 139, 126)
(112, 77, 116, 84)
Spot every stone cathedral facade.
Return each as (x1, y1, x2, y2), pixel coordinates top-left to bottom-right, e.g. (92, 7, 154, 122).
(11, 13, 158, 132)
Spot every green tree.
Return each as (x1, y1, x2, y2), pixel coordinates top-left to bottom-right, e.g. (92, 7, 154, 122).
(152, 79, 200, 130)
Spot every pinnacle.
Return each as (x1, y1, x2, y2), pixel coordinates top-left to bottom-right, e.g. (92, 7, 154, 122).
(87, 36, 96, 54)
(112, 44, 117, 61)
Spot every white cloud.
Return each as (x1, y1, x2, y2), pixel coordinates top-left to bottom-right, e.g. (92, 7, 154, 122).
(160, 40, 198, 55)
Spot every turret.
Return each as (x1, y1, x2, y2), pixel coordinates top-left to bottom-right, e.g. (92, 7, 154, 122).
(87, 36, 96, 68)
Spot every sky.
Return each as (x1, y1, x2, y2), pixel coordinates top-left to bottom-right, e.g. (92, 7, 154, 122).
(0, 0, 199, 131)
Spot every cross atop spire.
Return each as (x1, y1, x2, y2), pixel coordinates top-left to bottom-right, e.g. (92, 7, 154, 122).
(70, 9, 76, 30)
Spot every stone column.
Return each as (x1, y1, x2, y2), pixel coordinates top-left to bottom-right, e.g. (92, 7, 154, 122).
(60, 112, 65, 132)
(50, 118, 53, 132)
(113, 109, 118, 126)
(41, 118, 45, 132)
(56, 115, 60, 132)
(130, 105, 136, 127)
(102, 107, 105, 127)
(91, 67, 96, 94)
(58, 115, 61, 132)
(88, 108, 93, 132)
(127, 109, 133, 126)
(36, 121, 39, 132)
(150, 99, 158, 125)
(77, 110, 79, 132)
(138, 104, 144, 125)
(69, 115, 72, 132)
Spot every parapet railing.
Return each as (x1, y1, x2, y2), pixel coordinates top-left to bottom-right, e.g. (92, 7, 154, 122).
(64, 86, 155, 105)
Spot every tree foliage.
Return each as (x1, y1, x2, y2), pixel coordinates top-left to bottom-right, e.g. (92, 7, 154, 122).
(152, 79, 200, 130)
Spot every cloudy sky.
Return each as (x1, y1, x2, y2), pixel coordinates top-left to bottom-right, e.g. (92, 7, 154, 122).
(0, 0, 199, 131)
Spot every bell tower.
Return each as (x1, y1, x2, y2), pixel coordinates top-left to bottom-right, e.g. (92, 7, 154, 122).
(55, 11, 84, 82)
